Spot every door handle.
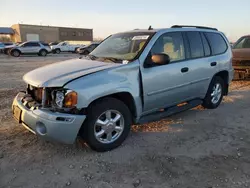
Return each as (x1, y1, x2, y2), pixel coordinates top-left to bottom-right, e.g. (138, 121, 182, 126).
(181, 67, 189, 73)
(210, 62, 217, 66)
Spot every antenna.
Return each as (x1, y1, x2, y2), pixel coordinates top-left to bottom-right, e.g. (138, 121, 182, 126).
(148, 25, 152, 30)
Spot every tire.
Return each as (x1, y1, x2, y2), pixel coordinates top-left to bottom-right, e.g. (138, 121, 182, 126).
(39, 49, 47, 57)
(202, 76, 224, 109)
(55, 48, 61, 54)
(80, 97, 132, 152)
(11, 49, 21, 57)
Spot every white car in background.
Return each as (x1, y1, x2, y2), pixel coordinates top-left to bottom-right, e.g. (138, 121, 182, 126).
(10, 41, 52, 57)
(50, 41, 84, 54)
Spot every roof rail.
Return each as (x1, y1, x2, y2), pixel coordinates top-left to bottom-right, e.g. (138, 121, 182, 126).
(171, 25, 218, 31)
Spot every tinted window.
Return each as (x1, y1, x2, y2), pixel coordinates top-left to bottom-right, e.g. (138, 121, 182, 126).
(24, 42, 40, 47)
(150, 32, 185, 62)
(205, 33, 227, 55)
(201, 33, 211, 56)
(234, 37, 250, 49)
(186, 32, 204, 58)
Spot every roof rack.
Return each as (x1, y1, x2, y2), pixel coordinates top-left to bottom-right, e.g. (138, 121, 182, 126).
(171, 25, 218, 31)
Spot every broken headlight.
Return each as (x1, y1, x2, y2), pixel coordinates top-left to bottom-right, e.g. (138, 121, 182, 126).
(53, 89, 78, 108)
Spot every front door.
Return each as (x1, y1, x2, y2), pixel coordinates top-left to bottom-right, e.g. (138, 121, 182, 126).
(140, 32, 195, 113)
(60, 42, 68, 51)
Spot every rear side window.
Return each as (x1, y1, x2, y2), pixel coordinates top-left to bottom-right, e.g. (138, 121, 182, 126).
(201, 33, 211, 56)
(205, 32, 228, 55)
(186, 32, 204, 58)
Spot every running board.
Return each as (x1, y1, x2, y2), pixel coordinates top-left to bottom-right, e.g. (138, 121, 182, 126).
(138, 99, 202, 124)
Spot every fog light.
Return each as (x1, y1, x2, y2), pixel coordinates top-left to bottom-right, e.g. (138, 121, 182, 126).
(36, 121, 47, 135)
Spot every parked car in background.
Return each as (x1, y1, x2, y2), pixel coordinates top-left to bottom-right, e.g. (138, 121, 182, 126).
(12, 25, 233, 151)
(232, 35, 250, 80)
(77, 42, 100, 55)
(3, 42, 16, 54)
(50, 41, 83, 54)
(10, 41, 52, 57)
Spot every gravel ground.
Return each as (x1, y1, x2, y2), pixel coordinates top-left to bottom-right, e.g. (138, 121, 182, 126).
(0, 54, 250, 188)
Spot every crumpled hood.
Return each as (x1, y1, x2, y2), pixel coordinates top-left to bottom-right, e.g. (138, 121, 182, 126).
(23, 58, 121, 87)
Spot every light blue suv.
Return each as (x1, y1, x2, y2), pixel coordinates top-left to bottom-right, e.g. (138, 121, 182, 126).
(12, 25, 234, 151)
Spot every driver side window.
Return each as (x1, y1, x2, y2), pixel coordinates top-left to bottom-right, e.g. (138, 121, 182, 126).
(150, 32, 185, 63)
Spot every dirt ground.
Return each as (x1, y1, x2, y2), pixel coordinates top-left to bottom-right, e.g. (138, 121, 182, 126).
(0, 54, 250, 188)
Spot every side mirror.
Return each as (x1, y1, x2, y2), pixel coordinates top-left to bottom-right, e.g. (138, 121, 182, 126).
(151, 54, 170, 65)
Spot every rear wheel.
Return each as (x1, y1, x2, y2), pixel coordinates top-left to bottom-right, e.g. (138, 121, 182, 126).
(11, 49, 20, 57)
(202, 76, 224, 109)
(80, 98, 132, 152)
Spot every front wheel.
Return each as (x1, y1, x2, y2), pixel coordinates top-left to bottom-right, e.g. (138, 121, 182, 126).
(55, 49, 61, 54)
(80, 98, 132, 152)
(202, 76, 224, 109)
(11, 49, 21, 57)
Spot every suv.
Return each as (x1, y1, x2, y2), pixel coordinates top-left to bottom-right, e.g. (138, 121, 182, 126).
(12, 25, 233, 151)
(10, 41, 51, 57)
(77, 42, 100, 55)
(232, 35, 250, 79)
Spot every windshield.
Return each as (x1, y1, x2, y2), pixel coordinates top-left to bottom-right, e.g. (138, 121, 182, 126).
(18, 42, 26, 47)
(90, 32, 155, 61)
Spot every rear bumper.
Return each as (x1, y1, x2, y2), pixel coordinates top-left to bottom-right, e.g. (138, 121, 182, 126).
(12, 92, 86, 144)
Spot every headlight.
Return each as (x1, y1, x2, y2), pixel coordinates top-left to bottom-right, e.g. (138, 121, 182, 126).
(53, 89, 78, 108)
(55, 91, 64, 108)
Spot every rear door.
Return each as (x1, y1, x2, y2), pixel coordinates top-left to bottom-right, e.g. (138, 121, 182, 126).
(30, 42, 41, 53)
(181, 31, 217, 98)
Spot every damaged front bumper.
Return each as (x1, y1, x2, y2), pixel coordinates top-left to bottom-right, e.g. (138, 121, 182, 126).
(12, 92, 86, 144)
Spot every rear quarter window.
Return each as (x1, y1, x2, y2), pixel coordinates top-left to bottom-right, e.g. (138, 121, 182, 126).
(205, 32, 228, 55)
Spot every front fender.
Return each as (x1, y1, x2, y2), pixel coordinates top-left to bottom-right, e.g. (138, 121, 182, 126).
(64, 61, 142, 118)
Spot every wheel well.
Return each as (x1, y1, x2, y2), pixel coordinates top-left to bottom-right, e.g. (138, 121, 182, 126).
(12, 49, 21, 53)
(214, 71, 229, 95)
(88, 92, 137, 122)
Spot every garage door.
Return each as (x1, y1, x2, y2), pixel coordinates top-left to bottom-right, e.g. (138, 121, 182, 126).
(26, 34, 39, 41)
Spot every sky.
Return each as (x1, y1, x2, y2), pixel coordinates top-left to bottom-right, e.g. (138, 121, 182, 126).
(1, 0, 250, 41)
